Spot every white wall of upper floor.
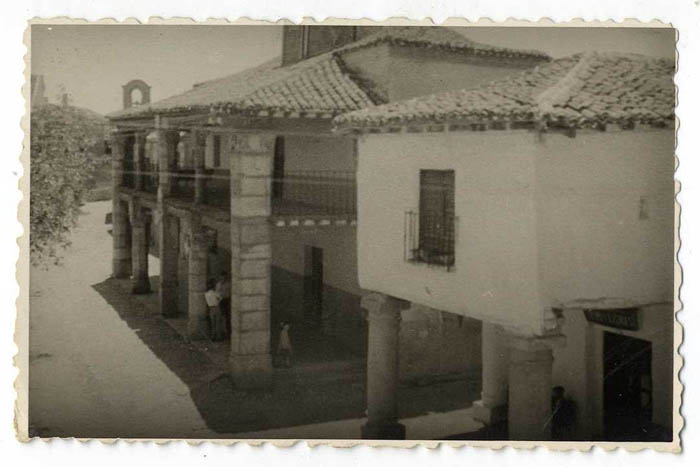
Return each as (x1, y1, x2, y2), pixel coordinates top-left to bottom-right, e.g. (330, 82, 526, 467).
(356, 128, 675, 336)
(534, 129, 675, 310)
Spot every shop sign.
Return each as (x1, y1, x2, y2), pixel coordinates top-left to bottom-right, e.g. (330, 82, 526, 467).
(584, 308, 640, 331)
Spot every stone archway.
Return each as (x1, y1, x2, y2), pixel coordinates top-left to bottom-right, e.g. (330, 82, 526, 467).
(122, 79, 151, 109)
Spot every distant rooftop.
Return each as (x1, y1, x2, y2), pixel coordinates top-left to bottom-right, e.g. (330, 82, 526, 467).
(108, 27, 550, 121)
(334, 51, 675, 131)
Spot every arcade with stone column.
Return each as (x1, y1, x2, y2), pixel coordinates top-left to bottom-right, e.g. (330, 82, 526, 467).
(110, 119, 569, 440)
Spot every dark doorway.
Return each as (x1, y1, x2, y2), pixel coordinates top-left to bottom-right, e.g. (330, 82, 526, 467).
(303, 246, 323, 328)
(603, 331, 655, 441)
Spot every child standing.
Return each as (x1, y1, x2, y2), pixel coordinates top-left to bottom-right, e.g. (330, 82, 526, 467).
(277, 322, 292, 368)
(204, 279, 225, 341)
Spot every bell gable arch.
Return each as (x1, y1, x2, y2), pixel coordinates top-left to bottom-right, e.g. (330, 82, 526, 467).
(122, 79, 151, 109)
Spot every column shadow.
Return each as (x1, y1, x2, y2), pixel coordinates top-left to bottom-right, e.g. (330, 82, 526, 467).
(91, 277, 482, 438)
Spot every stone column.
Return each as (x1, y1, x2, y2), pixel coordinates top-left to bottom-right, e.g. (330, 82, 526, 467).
(361, 292, 410, 440)
(158, 212, 179, 317)
(507, 334, 563, 441)
(229, 133, 274, 389)
(133, 132, 146, 192)
(188, 214, 209, 339)
(193, 130, 206, 204)
(156, 125, 179, 317)
(111, 131, 132, 278)
(156, 128, 175, 202)
(130, 202, 151, 294)
(473, 322, 509, 425)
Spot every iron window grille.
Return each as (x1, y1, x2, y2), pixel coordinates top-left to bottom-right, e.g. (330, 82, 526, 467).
(404, 169, 457, 270)
(405, 211, 458, 270)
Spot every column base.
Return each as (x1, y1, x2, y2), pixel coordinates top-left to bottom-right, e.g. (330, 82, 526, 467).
(131, 278, 152, 295)
(188, 316, 210, 341)
(361, 421, 406, 440)
(112, 260, 132, 279)
(507, 334, 563, 441)
(472, 400, 508, 425)
(159, 279, 179, 318)
(230, 354, 273, 390)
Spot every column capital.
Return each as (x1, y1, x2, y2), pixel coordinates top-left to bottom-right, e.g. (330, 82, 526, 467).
(134, 131, 147, 144)
(508, 333, 566, 354)
(110, 130, 127, 159)
(110, 128, 128, 142)
(361, 292, 410, 322)
(230, 134, 275, 154)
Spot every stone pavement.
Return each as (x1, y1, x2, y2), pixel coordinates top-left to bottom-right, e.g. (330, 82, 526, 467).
(97, 275, 485, 438)
(28, 201, 216, 439)
(30, 201, 486, 439)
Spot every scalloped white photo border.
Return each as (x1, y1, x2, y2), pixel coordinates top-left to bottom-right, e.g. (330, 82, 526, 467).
(2, 1, 698, 464)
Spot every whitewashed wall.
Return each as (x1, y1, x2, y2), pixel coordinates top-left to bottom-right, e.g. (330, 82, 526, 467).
(358, 131, 542, 335)
(535, 130, 675, 308)
(356, 128, 674, 336)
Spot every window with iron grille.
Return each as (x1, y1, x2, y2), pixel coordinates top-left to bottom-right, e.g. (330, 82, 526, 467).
(406, 170, 456, 269)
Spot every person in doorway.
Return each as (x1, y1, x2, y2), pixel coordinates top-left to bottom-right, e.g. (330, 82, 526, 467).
(205, 279, 225, 341)
(277, 322, 292, 368)
(551, 385, 577, 440)
(216, 271, 231, 338)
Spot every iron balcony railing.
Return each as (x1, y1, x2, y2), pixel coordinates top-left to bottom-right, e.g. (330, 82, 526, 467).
(198, 169, 356, 218)
(121, 158, 135, 188)
(171, 169, 196, 201)
(405, 211, 457, 270)
(272, 170, 356, 217)
(142, 162, 158, 194)
(202, 169, 231, 208)
(125, 166, 357, 219)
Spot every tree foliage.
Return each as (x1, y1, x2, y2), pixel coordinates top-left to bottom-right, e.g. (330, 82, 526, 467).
(30, 104, 107, 265)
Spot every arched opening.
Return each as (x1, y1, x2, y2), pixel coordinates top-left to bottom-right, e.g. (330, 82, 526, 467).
(130, 87, 143, 106)
(122, 79, 151, 109)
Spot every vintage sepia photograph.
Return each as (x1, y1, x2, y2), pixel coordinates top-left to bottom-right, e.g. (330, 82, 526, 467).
(25, 22, 677, 444)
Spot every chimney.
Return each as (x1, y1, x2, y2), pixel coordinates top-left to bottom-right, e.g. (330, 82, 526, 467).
(61, 93, 69, 107)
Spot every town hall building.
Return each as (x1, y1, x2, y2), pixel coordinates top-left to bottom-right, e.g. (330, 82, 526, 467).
(108, 25, 675, 441)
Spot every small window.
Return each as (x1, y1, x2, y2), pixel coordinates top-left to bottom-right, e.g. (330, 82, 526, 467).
(405, 170, 457, 269)
(213, 135, 221, 168)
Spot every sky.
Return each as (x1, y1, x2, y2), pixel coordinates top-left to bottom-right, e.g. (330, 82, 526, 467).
(30, 25, 675, 115)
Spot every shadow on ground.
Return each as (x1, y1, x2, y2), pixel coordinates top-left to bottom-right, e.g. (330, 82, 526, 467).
(92, 277, 481, 438)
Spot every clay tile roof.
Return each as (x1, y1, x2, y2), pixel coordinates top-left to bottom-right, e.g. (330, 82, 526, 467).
(334, 51, 675, 130)
(108, 27, 550, 121)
